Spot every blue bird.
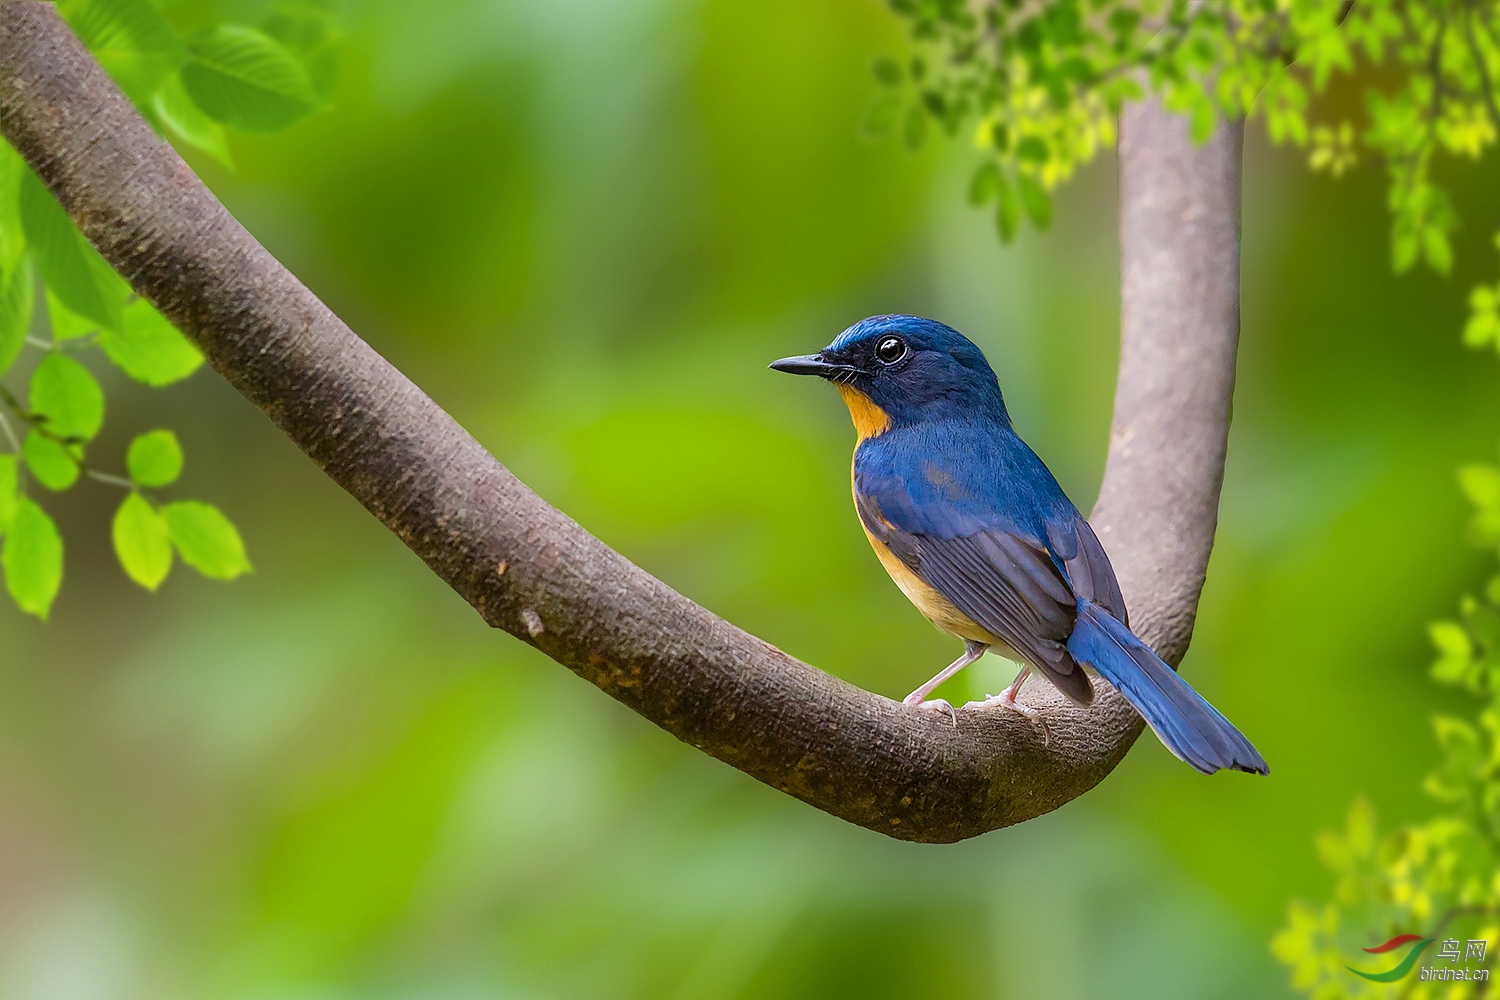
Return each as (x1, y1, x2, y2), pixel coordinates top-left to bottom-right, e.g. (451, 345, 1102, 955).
(771, 315, 1267, 776)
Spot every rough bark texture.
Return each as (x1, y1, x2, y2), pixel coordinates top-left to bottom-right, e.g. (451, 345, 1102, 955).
(0, 2, 1243, 842)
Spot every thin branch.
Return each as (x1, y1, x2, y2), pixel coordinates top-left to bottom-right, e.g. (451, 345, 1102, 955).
(0, 1, 1246, 841)
(0, 382, 30, 437)
(0, 381, 83, 447)
(0, 405, 18, 453)
(84, 469, 133, 489)
(1428, 12, 1450, 137)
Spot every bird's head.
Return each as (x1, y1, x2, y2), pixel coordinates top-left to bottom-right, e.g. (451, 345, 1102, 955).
(770, 315, 1009, 439)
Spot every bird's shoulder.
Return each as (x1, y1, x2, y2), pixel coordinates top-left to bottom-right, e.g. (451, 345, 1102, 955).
(852, 418, 1072, 540)
(852, 418, 1128, 623)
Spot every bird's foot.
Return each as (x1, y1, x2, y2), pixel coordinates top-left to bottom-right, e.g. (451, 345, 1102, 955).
(905, 695, 958, 728)
(971, 690, 1049, 745)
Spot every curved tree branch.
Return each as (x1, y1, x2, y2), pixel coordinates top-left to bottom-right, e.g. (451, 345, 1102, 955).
(0, 2, 1243, 843)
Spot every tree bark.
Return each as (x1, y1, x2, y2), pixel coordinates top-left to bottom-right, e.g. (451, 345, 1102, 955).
(0, 2, 1243, 843)
(1102, 103, 1244, 663)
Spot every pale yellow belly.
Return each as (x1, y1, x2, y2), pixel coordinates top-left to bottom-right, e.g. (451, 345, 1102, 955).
(861, 524, 1005, 648)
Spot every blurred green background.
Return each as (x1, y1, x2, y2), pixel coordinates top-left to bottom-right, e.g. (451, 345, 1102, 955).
(5, 0, 1500, 996)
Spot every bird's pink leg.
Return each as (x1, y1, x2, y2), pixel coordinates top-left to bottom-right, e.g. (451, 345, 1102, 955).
(975, 666, 1048, 743)
(903, 641, 988, 725)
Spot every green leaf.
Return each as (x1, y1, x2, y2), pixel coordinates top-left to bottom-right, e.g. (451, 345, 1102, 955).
(0, 145, 28, 276)
(1430, 620, 1476, 684)
(1015, 136, 1049, 163)
(30, 353, 104, 442)
(1466, 285, 1500, 344)
(967, 161, 1001, 206)
(0, 454, 16, 534)
(182, 25, 321, 132)
(162, 500, 250, 579)
(126, 429, 183, 487)
(263, 0, 342, 97)
(1017, 174, 1053, 229)
(1460, 464, 1500, 507)
(62, 0, 185, 104)
(152, 72, 234, 169)
(96, 297, 204, 386)
(1423, 225, 1453, 275)
(63, 0, 178, 54)
(22, 431, 79, 491)
(3, 496, 63, 619)
(19, 169, 125, 332)
(112, 491, 172, 591)
(0, 256, 35, 378)
(46, 289, 100, 342)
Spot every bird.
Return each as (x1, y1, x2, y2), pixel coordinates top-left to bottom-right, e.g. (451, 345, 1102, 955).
(770, 315, 1267, 776)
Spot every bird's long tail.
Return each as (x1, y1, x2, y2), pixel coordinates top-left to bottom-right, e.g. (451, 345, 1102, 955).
(1066, 599, 1268, 776)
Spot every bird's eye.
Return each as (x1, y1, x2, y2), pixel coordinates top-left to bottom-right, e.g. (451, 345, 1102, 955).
(875, 337, 906, 364)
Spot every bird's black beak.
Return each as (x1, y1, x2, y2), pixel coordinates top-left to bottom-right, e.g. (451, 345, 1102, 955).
(769, 354, 839, 377)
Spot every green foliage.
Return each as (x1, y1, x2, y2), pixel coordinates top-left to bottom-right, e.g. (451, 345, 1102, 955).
(1465, 236, 1500, 355)
(1274, 433, 1500, 996)
(112, 490, 171, 590)
(47, 290, 100, 343)
(2, 496, 62, 619)
(0, 0, 341, 619)
(55, 0, 331, 153)
(22, 431, 79, 492)
(30, 353, 104, 443)
(263, 0, 342, 98)
(878, 0, 1500, 266)
(0, 454, 14, 534)
(152, 73, 233, 168)
(19, 168, 125, 331)
(98, 297, 204, 386)
(161, 500, 250, 579)
(126, 429, 182, 488)
(183, 24, 323, 133)
(66, 0, 183, 110)
(0, 256, 34, 377)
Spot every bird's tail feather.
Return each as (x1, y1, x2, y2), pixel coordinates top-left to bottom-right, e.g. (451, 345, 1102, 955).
(1067, 600, 1268, 776)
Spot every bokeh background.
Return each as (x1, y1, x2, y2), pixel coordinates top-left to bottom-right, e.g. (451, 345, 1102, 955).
(5, 0, 1500, 996)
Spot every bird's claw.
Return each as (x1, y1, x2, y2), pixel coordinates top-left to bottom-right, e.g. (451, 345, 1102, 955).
(913, 697, 958, 727)
(972, 692, 1050, 745)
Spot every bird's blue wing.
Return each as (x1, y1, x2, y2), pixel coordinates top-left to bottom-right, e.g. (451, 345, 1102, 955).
(1044, 515, 1128, 625)
(854, 426, 1110, 704)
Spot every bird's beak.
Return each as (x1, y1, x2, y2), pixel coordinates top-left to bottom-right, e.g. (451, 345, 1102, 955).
(768, 354, 839, 377)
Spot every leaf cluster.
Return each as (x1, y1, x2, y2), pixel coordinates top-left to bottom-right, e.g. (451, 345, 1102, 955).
(875, 0, 1500, 276)
(0, 0, 340, 619)
(60, 0, 340, 166)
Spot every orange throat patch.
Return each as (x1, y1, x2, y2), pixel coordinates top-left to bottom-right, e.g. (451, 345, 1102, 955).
(836, 384, 892, 441)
